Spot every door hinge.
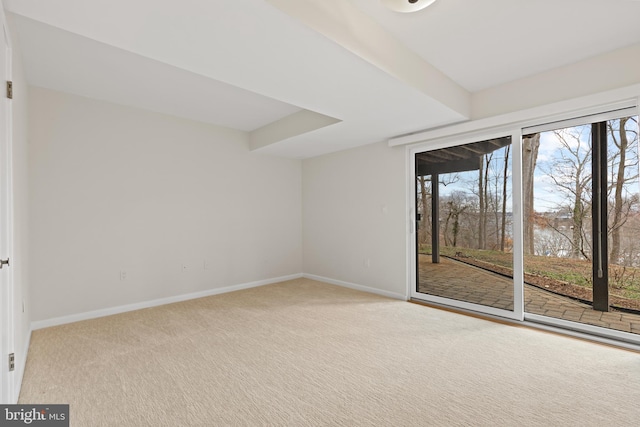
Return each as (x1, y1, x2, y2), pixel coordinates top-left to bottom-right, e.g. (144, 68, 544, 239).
(9, 353, 15, 372)
(0, 258, 9, 269)
(6, 81, 13, 99)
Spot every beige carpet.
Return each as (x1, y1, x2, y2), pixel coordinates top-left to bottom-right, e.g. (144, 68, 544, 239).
(19, 278, 640, 426)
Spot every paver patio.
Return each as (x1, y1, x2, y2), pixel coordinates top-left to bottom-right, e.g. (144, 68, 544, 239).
(418, 254, 640, 335)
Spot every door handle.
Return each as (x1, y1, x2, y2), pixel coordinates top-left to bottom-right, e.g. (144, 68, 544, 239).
(0, 258, 9, 269)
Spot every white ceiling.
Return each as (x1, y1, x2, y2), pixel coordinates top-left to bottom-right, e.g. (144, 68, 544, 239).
(4, 0, 640, 158)
(351, 0, 640, 92)
(10, 14, 301, 132)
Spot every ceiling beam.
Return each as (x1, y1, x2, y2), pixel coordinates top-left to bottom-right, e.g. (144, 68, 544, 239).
(266, 0, 471, 118)
(249, 110, 341, 151)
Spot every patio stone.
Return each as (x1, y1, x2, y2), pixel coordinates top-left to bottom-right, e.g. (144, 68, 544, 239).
(418, 255, 640, 336)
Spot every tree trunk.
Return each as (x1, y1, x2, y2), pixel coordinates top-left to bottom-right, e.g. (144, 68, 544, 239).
(418, 175, 430, 247)
(483, 155, 491, 249)
(452, 211, 460, 247)
(500, 145, 510, 252)
(522, 134, 540, 255)
(478, 155, 485, 249)
(495, 195, 500, 250)
(443, 201, 452, 246)
(572, 173, 583, 259)
(610, 117, 629, 264)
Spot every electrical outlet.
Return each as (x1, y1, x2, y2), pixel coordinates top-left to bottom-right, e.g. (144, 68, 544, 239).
(120, 271, 127, 281)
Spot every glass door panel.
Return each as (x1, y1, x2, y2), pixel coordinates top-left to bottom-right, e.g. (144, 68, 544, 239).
(523, 115, 640, 335)
(606, 116, 640, 330)
(416, 137, 514, 312)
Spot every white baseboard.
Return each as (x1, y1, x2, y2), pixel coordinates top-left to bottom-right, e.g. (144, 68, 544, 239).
(29, 272, 407, 331)
(31, 273, 303, 330)
(303, 274, 408, 301)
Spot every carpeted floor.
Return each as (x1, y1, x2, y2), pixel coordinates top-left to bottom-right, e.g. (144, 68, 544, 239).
(19, 278, 640, 426)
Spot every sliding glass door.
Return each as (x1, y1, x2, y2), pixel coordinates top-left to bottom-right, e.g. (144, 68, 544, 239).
(523, 113, 640, 335)
(411, 110, 640, 341)
(414, 136, 518, 318)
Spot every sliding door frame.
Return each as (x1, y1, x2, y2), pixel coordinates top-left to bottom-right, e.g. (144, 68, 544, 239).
(405, 94, 640, 346)
(408, 128, 524, 321)
(519, 106, 640, 344)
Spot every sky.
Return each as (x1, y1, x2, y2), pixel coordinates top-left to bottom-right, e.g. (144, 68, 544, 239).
(421, 116, 640, 214)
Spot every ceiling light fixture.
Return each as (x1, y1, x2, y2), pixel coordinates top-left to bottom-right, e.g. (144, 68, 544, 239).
(381, 0, 437, 13)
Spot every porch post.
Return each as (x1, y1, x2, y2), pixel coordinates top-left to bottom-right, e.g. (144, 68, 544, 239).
(431, 174, 440, 264)
(592, 122, 609, 312)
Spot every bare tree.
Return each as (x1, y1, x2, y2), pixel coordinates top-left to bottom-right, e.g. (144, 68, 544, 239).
(443, 191, 469, 247)
(500, 145, 511, 251)
(492, 169, 501, 250)
(483, 153, 492, 249)
(416, 175, 431, 247)
(607, 117, 639, 264)
(522, 134, 540, 255)
(416, 173, 461, 250)
(478, 155, 485, 249)
(476, 153, 494, 250)
(543, 127, 593, 259)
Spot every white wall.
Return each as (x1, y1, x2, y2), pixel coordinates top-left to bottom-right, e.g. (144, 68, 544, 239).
(302, 141, 407, 298)
(28, 87, 302, 322)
